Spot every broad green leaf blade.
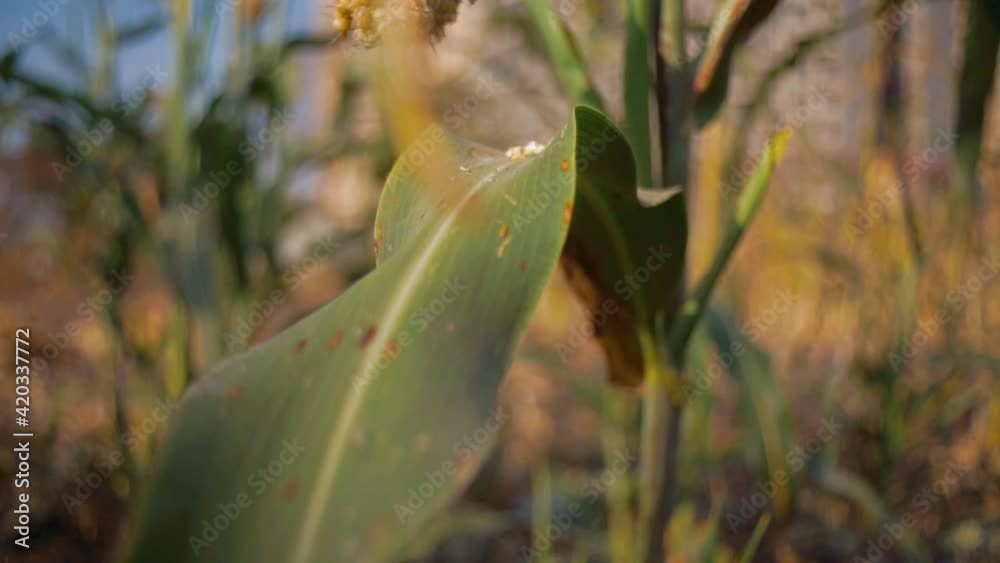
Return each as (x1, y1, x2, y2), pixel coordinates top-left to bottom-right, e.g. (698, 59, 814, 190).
(560, 117, 687, 385)
(123, 107, 632, 563)
(692, 0, 780, 127)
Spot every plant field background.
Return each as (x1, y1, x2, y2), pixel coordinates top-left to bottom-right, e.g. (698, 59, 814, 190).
(0, 0, 998, 561)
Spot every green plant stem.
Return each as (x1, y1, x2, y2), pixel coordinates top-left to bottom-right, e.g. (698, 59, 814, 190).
(668, 130, 790, 359)
(738, 513, 771, 563)
(951, 0, 999, 277)
(638, 337, 682, 563)
(660, 0, 688, 187)
(525, 0, 606, 113)
(603, 392, 635, 563)
(640, 3, 687, 562)
(532, 458, 555, 563)
(641, 131, 787, 563)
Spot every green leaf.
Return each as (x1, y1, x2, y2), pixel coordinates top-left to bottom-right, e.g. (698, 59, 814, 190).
(524, 0, 606, 112)
(123, 106, 638, 563)
(952, 0, 1000, 225)
(692, 0, 780, 127)
(705, 307, 795, 518)
(737, 513, 771, 563)
(668, 128, 790, 361)
(623, 0, 653, 186)
(560, 121, 687, 385)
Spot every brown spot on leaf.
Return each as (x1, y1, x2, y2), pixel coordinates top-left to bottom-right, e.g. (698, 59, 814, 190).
(373, 223, 384, 259)
(282, 480, 299, 499)
(294, 338, 309, 354)
(327, 330, 344, 350)
(563, 201, 574, 224)
(368, 518, 391, 544)
(225, 384, 243, 401)
(560, 159, 570, 172)
(360, 325, 377, 347)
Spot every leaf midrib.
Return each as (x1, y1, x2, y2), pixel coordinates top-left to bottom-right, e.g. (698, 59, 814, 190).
(288, 157, 521, 563)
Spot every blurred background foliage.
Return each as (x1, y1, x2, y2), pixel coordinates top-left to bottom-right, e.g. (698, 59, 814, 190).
(0, 0, 998, 561)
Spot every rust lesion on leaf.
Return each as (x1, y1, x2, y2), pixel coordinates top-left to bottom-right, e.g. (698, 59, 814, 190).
(281, 480, 300, 499)
(519, 259, 527, 273)
(327, 330, 345, 350)
(359, 325, 378, 347)
(560, 159, 570, 172)
(563, 201, 574, 225)
(225, 384, 243, 401)
(367, 518, 392, 546)
(294, 338, 309, 354)
(373, 222, 384, 259)
(499, 223, 509, 237)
